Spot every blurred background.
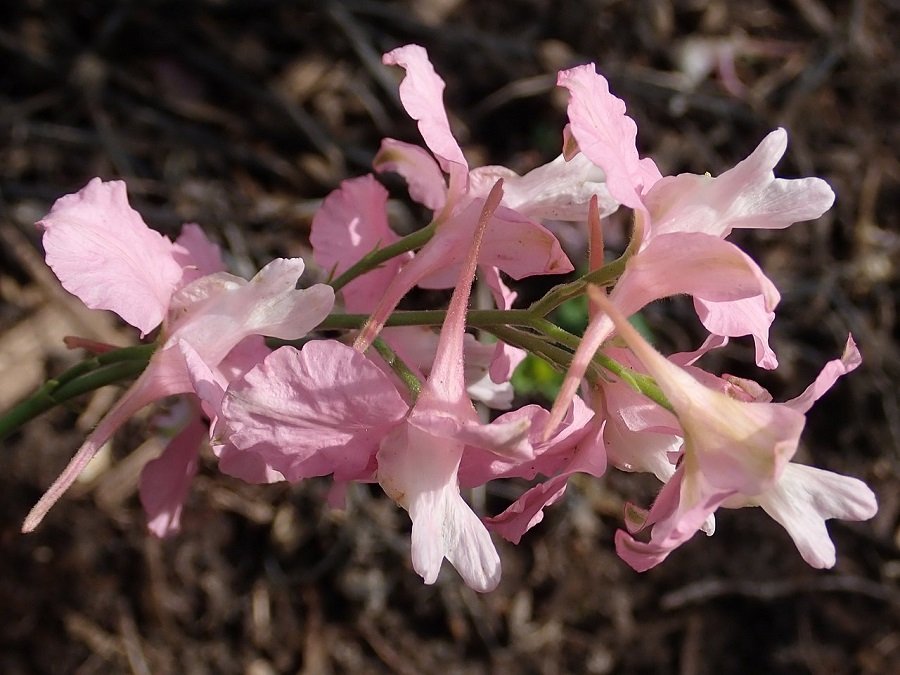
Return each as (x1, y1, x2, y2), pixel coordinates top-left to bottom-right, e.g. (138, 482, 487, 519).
(1, 1, 898, 673)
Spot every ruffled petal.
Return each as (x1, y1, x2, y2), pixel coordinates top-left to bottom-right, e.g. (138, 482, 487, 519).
(458, 397, 595, 487)
(557, 64, 662, 210)
(139, 411, 205, 537)
(756, 464, 877, 568)
(485, 417, 606, 543)
(786, 335, 861, 413)
(614, 233, 780, 317)
(224, 341, 408, 481)
(485, 474, 569, 544)
(311, 175, 408, 312)
(172, 223, 225, 287)
(694, 295, 778, 369)
(374, 138, 447, 211)
(170, 259, 335, 366)
(383, 44, 468, 196)
(38, 178, 183, 336)
(615, 468, 732, 571)
(469, 153, 618, 221)
(644, 129, 835, 238)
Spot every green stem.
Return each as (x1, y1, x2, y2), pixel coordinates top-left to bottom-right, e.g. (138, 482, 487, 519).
(528, 255, 628, 317)
(528, 212, 645, 317)
(371, 337, 421, 401)
(330, 222, 438, 292)
(318, 308, 538, 331)
(484, 325, 575, 373)
(0, 359, 149, 441)
(591, 354, 672, 413)
(513, 315, 673, 413)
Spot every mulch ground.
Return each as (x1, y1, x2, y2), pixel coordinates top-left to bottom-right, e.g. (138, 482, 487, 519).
(1, 2, 898, 673)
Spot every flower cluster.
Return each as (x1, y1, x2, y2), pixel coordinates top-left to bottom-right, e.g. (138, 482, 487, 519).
(19, 44, 876, 592)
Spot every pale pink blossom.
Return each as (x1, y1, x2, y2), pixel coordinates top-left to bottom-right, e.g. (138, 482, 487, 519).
(545, 66, 835, 435)
(224, 181, 545, 590)
(376, 181, 508, 590)
(23, 180, 334, 533)
(721, 336, 877, 568)
(354, 44, 581, 350)
(557, 64, 834, 371)
(586, 288, 806, 572)
(310, 174, 522, 408)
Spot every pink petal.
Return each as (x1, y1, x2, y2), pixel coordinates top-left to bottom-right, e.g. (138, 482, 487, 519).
(644, 129, 835, 237)
(463, 371, 515, 410)
(224, 341, 408, 481)
(173, 339, 228, 423)
(374, 138, 447, 211)
(217, 336, 270, 382)
(486, 475, 569, 544)
(615, 469, 732, 571)
(485, 417, 606, 543)
(756, 463, 877, 568)
(418, 204, 574, 288)
(557, 65, 662, 210)
(458, 397, 595, 487)
(311, 175, 408, 312)
(172, 223, 225, 287)
(169, 259, 335, 366)
(479, 204, 575, 279)
(695, 295, 778, 369)
(38, 178, 183, 336)
(615, 233, 780, 317)
(139, 411, 205, 537)
(469, 153, 618, 221)
(786, 335, 861, 413)
(383, 44, 468, 195)
(604, 415, 680, 482)
(413, 409, 533, 458)
(216, 446, 286, 485)
(377, 423, 501, 591)
(480, 267, 526, 385)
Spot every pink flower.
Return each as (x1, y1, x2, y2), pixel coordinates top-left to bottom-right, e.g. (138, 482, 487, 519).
(354, 44, 579, 350)
(545, 65, 835, 435)
(23, 179, 334, 533)
(557, 64, 834, 369)
(310, 174, 523, 409)
(721, 336, 877, 568)
(224, 180, 593, 589)
(376, 180, 508, 590)
(246, 182, 518, 589)
(587, 288, 806, 571)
